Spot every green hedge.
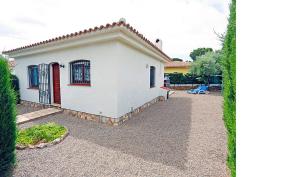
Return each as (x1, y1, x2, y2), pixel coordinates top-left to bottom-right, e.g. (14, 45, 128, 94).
(222, 0, 236, 176)
(165, 72, 222, 85)
(166, 73, 201, 85)
(0, 58, 17, 176)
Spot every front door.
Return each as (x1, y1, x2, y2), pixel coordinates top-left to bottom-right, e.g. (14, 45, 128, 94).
(52, 63, 61, 104)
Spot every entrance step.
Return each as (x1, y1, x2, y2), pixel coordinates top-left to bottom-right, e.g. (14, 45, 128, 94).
(51, 103, 61, 108)
(17, 108, 62, 125)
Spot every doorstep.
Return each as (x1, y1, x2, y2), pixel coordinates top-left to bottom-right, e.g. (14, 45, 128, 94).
(17, 108, 62, 125)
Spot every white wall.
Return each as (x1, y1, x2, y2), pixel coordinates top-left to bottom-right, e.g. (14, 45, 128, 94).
(115, 42, 165, 117)
(14, 40, 166, 118)
(14, 41, 119, 117)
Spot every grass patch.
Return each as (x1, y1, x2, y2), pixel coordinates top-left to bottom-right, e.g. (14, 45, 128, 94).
(17, 122, 67, 146)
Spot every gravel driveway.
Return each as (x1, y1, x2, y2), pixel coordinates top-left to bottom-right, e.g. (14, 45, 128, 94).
(14, 91, 227, 177)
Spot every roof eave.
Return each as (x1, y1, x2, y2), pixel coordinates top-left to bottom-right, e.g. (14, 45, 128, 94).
(118, 27, 171, 63)
(3, 22, 172, 62)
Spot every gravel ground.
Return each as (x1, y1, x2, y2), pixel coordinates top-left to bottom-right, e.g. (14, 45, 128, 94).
(14, 91, 227, 177)
(16, 104, 44, 115)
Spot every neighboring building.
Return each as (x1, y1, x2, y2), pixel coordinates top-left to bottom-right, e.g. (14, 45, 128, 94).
(3, 19, 171, 125)
(164, 61, 191, 74)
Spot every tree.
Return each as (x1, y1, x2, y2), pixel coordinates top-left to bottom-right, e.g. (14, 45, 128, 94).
(0, 57, 17, 176)
(172, 58, 183, 62)
(189, 47, 213, 61)
(222, 0, 236, 176)
(190, 51, 221, 84)
(214, 29, 226, 44)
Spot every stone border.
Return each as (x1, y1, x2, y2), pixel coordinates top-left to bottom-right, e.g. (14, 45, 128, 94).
(16, 128, 69, 150)
(20, 100, 52, 109)
(63, 96, 166, 126)
(169, 85, 198, 90)
(20, 96, 166, 126)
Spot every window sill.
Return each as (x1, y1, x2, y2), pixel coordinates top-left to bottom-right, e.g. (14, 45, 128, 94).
(27, 87, 39, 90)
(68, 83, 91, 87)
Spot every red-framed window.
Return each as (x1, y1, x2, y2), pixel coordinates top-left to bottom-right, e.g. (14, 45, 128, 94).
(70, 60, 90, 85)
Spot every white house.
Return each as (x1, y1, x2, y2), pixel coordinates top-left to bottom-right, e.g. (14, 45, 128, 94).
(3, 19, 171, 125)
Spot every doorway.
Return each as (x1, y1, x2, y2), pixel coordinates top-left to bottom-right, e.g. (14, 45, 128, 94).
(52, 63, 61, 104)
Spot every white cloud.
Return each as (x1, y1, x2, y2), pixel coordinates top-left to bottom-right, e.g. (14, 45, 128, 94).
(0, 0, 230, 60)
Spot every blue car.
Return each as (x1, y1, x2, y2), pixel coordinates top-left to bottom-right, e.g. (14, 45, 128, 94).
(187, 85, 208, 94)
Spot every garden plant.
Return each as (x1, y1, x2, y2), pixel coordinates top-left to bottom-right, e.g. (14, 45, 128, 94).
(0, 57, 17, 176)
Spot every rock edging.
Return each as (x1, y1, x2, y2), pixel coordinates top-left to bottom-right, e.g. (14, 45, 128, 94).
(16, 128, 69, 150)
(63, 96, 166, 126)
(21, 96, 166, 126)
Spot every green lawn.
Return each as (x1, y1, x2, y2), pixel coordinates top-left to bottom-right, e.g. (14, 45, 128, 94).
(17, 122, 67, 146)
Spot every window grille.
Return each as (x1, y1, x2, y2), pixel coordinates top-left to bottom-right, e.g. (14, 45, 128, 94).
(70, 60, 90, 85)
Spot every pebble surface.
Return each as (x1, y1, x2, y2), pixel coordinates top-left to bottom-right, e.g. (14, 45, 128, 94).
(14, 91, 227, 177)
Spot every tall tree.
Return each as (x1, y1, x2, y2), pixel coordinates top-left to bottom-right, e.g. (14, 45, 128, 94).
(0, 56, 17, 176)
(190, 51, 221, 84)
(222, 0, 236, 176)
(189, 47, 213, 61)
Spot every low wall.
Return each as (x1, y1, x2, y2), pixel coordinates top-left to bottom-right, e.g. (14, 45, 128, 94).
(209, 86, 222, 91)
(168, 85, 198, 90)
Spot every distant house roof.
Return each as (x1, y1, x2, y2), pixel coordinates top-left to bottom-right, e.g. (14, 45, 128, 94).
(3, 21, 171, 62)
(165, 61, 191, 68)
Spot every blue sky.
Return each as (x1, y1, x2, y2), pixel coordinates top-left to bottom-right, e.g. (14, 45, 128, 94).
(0, 0, 230, 61)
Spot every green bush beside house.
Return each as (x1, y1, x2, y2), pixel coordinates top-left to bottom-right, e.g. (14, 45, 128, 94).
(11, 75, 21, 104)
(0, 57, 17, 176)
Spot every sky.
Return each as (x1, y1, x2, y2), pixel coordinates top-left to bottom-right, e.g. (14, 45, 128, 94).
(0, 0, 230, 61)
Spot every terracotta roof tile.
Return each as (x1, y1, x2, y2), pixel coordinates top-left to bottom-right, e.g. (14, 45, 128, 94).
(3, 21, 171, 61)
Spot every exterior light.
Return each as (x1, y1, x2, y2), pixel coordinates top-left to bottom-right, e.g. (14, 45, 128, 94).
(58, 61, 65, 68)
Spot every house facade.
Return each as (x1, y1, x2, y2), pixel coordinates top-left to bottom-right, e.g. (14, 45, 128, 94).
(3, 20, 171, 125)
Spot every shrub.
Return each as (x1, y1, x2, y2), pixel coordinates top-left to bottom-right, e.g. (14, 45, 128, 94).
(0, 58, 17, 175)
(222, 0, 236, 176)
(11, 75, 20, 104)
(17, 122, 67, 146)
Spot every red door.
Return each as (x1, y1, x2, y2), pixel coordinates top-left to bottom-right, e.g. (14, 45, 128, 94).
(52, 63, 61, 104)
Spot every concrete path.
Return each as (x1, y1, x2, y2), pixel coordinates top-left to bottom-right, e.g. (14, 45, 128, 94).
(14, 91, 227, 177)
(17, 108, 62, 124)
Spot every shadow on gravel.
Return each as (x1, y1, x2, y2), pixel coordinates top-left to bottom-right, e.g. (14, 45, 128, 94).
(18, 95, 192, 170)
